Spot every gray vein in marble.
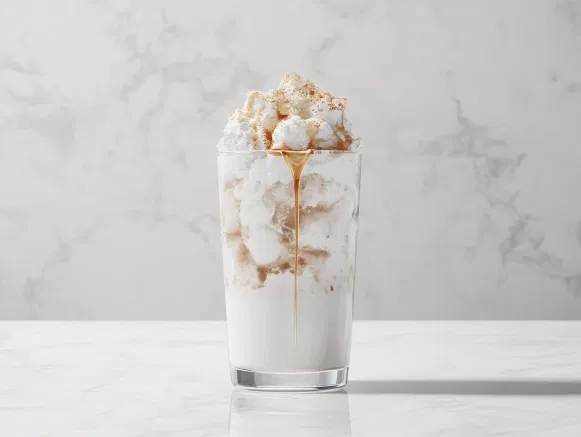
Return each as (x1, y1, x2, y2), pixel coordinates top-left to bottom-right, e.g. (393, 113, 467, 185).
(0, 57, 40, 75)
(308, 32, 343, 75)
(126, 208, 219, 249)
(308, 0, 377, 74)
(422, 76, 581, 295)
(23, 221, 104, 318)
(314, 0, 377, 18)
(556, 0, 581, 33)
(113, 8, 263, 120)
(0, 206, 35, 231)
(112, 9, 177, 151)
(565, 275, 581, 295)
(3, 71, 77, 158)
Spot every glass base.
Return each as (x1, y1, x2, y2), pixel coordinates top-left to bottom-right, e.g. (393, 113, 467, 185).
(231, 366, 348, 392)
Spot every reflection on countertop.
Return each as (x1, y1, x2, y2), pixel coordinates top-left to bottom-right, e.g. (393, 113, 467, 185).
(229, 390, 351, 437)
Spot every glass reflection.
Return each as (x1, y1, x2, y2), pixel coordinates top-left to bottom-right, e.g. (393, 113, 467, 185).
(229, 390, 351, 437)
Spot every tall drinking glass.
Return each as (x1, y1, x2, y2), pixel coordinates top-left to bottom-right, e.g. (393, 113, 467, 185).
(217, 150, 361, 390)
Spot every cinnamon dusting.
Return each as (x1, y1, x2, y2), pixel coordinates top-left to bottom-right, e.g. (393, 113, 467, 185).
(219, 73, 360, 152)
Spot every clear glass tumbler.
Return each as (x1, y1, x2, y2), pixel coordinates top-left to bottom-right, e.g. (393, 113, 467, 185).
(217, 150, 361, 391)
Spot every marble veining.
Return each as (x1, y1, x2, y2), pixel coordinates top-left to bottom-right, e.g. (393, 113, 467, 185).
(0, 322, 580, 436)
(0, 0, 580, 319)
(423, 77, 580, 295)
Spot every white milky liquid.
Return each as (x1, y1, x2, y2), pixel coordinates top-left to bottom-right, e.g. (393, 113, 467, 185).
(218, 151, 361, 372)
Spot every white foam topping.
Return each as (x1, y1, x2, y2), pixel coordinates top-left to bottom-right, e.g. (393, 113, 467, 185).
(217, 73, 360, 152)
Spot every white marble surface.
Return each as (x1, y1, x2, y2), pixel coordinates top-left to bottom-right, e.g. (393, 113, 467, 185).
(1, 322, 581, 436)
(1, 1, 581, 319)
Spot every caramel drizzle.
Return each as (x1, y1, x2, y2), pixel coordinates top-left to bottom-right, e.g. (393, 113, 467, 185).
(280, 150, 312, 344)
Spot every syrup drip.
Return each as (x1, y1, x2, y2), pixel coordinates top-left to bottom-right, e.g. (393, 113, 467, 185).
(281, 150, 312, 344)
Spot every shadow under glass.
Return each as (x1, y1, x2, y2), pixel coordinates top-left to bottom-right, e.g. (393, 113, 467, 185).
(346, 379, 581, 396)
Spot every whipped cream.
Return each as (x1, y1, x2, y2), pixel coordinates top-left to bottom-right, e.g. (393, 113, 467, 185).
(217, 73, 360, 152)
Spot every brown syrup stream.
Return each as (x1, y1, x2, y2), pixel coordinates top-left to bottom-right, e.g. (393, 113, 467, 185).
(281, 150, 312, 344)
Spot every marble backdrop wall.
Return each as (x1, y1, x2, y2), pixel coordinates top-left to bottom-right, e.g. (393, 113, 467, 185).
(0, 0, 580, 319)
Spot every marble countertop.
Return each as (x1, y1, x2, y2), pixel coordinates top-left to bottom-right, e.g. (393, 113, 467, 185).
(1, 322, 580, 436)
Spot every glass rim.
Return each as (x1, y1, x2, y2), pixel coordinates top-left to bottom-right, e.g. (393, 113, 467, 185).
(217, 149, 362, 155)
